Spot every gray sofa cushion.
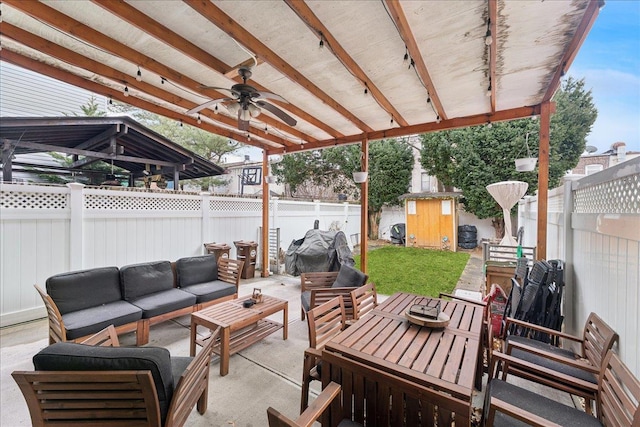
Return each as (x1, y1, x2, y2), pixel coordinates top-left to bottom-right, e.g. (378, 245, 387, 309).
(62, 300, 142, 340)
(487, 379, 601, 427)
(332, 264, 367, 288)
(129, 288, 196, 318)
(33, 342, 177, 425)
(301, 291, 312, 312)
(176, 255, 218, 287)
(181, 280, 236, 303)
(46, 267, 122, 314)
(120, 261, 174, 300)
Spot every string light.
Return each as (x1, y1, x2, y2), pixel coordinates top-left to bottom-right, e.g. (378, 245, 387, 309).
(403, 46, 409, 64)
(390, 116, 394, 127)
(436, 115, 441, 124)
(179, 120, 183, 127)
(264, 125, 268, 134)
(364, 82, 368, 95)
(247, 133, 251, 141)
(197, 114, 202, 124)
(487, 121, 493, 128)
(136, 67, 142, 82)
(123, 85, 129, 97)
(108, 96, 113, 105)
(486, 84, 492, 97)
(319, 39, 324, 49)
(409, 58, 415, 70)
(214, 105, 218, 114)
(160, 77, 166, 84)
(426, 95, 431, 104)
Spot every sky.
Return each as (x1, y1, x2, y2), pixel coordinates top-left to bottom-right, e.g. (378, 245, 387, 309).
(568, 0, 640, 154)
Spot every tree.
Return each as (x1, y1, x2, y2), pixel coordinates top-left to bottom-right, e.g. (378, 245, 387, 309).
(420, 77, 597, 238)
(272, 139, 413, 238)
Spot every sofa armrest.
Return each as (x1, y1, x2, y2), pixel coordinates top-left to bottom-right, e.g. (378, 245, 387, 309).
(34, 285, 66, 344)
(217, 258, 243, 288)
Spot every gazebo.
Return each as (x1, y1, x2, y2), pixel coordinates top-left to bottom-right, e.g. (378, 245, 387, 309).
(0, 0, 604, 274)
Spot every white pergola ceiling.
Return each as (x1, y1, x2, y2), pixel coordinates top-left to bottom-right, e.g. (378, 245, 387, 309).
(0, 0, 602, 155)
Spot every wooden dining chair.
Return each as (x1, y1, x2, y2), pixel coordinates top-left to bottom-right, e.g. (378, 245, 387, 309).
(268, 382, 361, 427)
(500, 312, 618, 415)
(348, 283, 377, 324)
(301, 296, 346, 412)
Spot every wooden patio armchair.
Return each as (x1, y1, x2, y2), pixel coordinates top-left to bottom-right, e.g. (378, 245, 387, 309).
(349, 282, 377, 324)
(500, 312, 618, 415)
(79, 324, 121, 346)
(12, 325, 220, 427)
(486, 350, 640, 426)
(300, 264, 368, 321)
(268, 382, 361, 427)
(301, 296, 346, 412)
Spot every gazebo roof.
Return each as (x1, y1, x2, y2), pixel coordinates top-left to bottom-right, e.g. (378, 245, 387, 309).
(0, 0, 602, 155)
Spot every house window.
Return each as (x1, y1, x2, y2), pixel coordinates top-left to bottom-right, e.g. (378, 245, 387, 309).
(585, 164, 603, 175)
(421, 173, 434, 192)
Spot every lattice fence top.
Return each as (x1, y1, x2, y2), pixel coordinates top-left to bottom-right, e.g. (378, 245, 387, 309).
(210, 199, 262, 212)
(1, 189, 68, 209)
(574, 173, 639, 214)
(85, 194, 201, 211)
(279, 202, 315, 212)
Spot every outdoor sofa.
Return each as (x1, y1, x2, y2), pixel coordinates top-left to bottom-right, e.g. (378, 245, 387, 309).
(35, 254, 243, 346)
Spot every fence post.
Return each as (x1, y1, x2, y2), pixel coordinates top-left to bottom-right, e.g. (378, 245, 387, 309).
(201, 192, 211, 254)
(562, 177, 578, 335)
(67, 183, 85, 270)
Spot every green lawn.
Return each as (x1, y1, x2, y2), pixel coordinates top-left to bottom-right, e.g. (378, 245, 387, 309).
(354, 246, 470, 297)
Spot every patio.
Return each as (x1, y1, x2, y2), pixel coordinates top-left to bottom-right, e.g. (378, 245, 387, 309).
(0, 251, 578, 426)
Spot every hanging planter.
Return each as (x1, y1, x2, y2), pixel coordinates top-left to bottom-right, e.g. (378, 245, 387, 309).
(353, 171, 368, 183)
(514, 132, 537, 172)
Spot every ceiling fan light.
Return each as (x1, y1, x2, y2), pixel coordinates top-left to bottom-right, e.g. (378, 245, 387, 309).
(248, 103, 261, 118)
(226, 102, 240, 114)
(239, 108, 251, 122)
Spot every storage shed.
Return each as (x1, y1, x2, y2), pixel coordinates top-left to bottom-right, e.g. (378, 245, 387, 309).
(400, 192, 462, 251)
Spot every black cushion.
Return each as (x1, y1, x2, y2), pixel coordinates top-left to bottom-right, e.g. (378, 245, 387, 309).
(181, 280, 236, 303)
(120, 261, 174, 300)
(176, 255, 218, 287)
(46, 267, 122, 314)
(301, 291, 311, 312)
(488, 379, 601, 427)
(129, 288, 196, 318)
(507, 335, 577, 359)
(33, 342, 176, 425)
(62, 300, 142, 340)
(332, 264, 367, 288)
(509, 346, 597, 384)
(170, 356, 193, 387)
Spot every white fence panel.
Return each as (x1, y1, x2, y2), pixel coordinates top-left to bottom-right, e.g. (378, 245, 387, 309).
(0, 183, 361, 326)
(518, 157, 640, 377)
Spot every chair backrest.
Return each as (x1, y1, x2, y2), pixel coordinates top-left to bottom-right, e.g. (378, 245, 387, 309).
(597, 351, 640, 426)
(350, 283, 377, 321)
(307, 297, 346, 350)
(217, 258, 243, 286)
(301, 271, 339, 291)
(331, 264, 368, 288)
(582, 312, 619, 368)
(12, 370, 162, 426)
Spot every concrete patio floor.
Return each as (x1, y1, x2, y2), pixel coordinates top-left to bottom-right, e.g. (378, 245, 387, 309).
(0, 249, 578, 426)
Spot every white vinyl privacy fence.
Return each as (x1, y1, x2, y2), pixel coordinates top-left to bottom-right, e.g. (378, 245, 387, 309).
(0, 183, 361, 326)
(518, 157, 640, 377)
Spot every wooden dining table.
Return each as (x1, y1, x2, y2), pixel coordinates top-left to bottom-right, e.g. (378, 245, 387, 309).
(321, 292, 485, 426)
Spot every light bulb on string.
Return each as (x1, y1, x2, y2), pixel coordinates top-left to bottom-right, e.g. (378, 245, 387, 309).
(108, 96, 113, 105)
(264, 125, 268, 134)
(179, 120, 183, 127)
(123, 85, 129, 97)
(403, 46, 409, 64)
(436, 115, 441, 124)
(214, 105, 218, 114)
(486, 84, 492, 97)
(319, 39, 324, 49)
(160, 77, 166, 84)
(197, 114, 202, 124)
(136, 67, 142, 82)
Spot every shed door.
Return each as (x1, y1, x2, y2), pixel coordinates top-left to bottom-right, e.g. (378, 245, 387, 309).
(406, 199, 455, 249)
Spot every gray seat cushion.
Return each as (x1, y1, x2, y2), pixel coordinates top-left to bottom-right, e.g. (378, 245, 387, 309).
(181, 280, 236, 303)
(332, 265, 366, 288)
(176, 255, 218, 287)
(120, 261, 175, 300)
(46, 267, 122, 314)
(62, 300, 142, 340)
(129, 288, 196, 319)
(507, 335, 577, 359)
(509, 346, 597, 384)
(488, 379, 601, 426)
(171, 356, 193, 386)
(301, 291, 311, 312)
(33, 342, 179, 425)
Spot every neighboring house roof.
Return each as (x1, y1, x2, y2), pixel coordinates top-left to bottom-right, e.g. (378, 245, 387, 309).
(1, 116, 225, 180)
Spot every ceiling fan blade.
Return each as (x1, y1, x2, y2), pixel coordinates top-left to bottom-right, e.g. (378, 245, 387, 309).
(200, 86, 241, 98)
(238, 109, 250, 131)
(252, 91, 288, 103)
(186, 98, 230, 115)
(255, 101, 297, 126)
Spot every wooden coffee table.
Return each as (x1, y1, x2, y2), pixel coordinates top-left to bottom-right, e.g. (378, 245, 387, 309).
(190, 295, 288, 376)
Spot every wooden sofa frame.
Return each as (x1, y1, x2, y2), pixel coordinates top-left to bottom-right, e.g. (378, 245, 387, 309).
(35, 257, 243, 346)
(12, 325, 220, 427)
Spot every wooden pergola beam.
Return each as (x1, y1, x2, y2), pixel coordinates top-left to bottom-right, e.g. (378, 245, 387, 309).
(384, 0, 447, 121)
(488, 0, 498, 113)
(184, 0, 374, 133)
(285, 0, 409, 127)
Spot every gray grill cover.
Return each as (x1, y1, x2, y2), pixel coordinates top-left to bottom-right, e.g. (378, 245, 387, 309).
(285, 229, 354, 276)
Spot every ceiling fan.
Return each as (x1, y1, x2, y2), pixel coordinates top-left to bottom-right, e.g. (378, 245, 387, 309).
(187, 66, 297, 131)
